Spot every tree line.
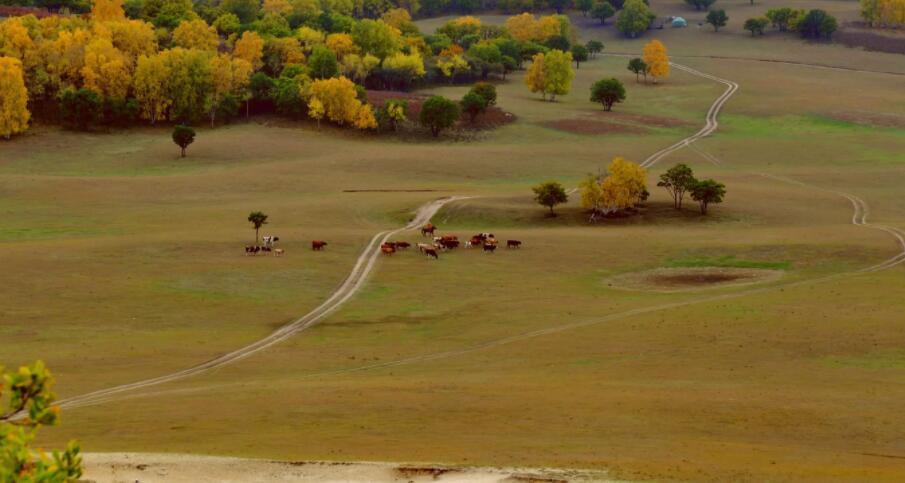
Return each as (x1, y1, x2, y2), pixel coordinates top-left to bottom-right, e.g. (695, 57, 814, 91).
(0, 7, 585, 138)
(532, 159, 726, 219)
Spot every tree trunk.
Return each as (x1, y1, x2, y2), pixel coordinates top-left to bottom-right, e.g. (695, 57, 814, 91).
(700, 202, 708, 215)
(181, 146, 186, 157)
(255, 227, 259, 245)
(246, 100, 250, 120)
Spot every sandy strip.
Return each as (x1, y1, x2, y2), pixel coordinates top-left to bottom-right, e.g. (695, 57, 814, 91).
(81, 453, 616, 483)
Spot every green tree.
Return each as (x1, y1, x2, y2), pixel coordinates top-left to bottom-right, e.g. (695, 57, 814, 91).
(247, 210, 268, 244)
(460, 91, 487, 122)
(691, 178, 726, 214)
(706, 9, 728, 31)
(467, 42, 503, 79)
(590, 1, 616, 24)
(589, 78, 626, 111)
(471, 82, 497, 106)
(172, 124, 196, 157)
(766, 7, 801, 32)
(743, 17, 769, 36)
(617, 0, 655, 38)
(586, 40, 604, 58)
(548, 0, 570, 14)
(308, 46, 339, 79)
(59, 88, 103, 131)
(532, 181, 569, 215)
(797, 9, 837, 39)
(419, 95, 459, 137)
(571, 44, 589, 68)
(576, 0, 594, 16)
(684, 0, 715, 11)
(657, 163, 697, 209)
(627, 57, 647, 82)
(0, 361, 83, 482)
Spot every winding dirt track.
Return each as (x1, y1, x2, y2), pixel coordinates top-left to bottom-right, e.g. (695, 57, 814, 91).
(53, 60, 905, 412)
(53, 197, 470, 411)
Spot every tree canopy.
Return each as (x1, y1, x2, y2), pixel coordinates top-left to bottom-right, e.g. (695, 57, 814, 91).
(172, 124, 196, 157)
(419, 95, 459, 137)
(532, 181, 569, 215)
(590, 78, 626, 111)
(691, 179, 727, 214)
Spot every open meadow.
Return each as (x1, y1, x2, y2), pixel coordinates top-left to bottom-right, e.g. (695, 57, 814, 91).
(2, 0, 905, 480)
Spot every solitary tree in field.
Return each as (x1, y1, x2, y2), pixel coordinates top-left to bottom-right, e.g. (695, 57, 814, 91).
(586, 40, 604, 58)
(627, 57, 647, 82)
(590, 78, 626, 111)
(642, 40, 669, 82)
(532, 181, 569, 216)
(247, 211, 268, 244)
(172, 125, 196, 157)
(691, 179, 726, 214)
(706, 9, 729, 31)
(571, 45, 589, 68)
(0, 361, 84, 481)
(657, 163, 697, 209)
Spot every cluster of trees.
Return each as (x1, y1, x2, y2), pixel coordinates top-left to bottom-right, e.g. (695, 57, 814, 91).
(580, 156, 648, 220)
(625, 38, 668, 83)
(0, 360, 83, 481)
(743, 7, 838, 39)
(657, 163, 726, 214)
(577, 0, 657, 38)
(3, 7, 587, 138)
(861, 0, 905, 27)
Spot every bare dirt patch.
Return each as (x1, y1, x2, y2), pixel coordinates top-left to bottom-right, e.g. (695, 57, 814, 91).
(541, 119, 648, 135)
(591, 111, 693, 129)
(836, 23, 905, 55)
(604, 267, 783, 293)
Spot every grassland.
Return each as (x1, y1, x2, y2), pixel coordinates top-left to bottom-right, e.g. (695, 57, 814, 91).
(3, 0, 905, 480)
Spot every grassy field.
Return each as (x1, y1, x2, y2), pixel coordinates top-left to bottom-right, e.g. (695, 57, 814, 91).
(4, 0, 905, 480)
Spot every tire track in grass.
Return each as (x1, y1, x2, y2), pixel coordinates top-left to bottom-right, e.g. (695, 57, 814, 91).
(50, 197, 470, 412)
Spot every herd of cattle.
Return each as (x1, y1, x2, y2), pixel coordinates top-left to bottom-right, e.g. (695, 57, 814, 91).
(243, 223, 521, 260)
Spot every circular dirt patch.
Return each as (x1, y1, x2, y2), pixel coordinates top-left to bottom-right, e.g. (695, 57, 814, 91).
(604, 267, 784, 293)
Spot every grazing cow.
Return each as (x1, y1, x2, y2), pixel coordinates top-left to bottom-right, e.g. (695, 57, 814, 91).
(312, 240, 328, 250)
(421, 223, 436, 237)
(439, 239, 459, 250)
(381, 243, 396, 255)
(507, 240, 522, 249)
(245, 245, 259, 256)
(486, 237, 498, 246)
(395, 241, 411, 250)
(262, 236, 280, 248)
(384, 241, 397, 249)
(261, 246, 272, 253)
(424, 248, 439, 259)
(417, 243, 433, 253)
(483, 243, 496, 253)
(274, 248, 285, 256)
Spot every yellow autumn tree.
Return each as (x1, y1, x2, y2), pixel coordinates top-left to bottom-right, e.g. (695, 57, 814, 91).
(105, 19, 156, 59)
(172, 19, 219, 51)
(505, 13, 537, 42)
(600, 156, 648, 213)
(353, 103, 377, 130)
(339, 53, 378, 83)
(0, 56, 30, 139)
(233, 31, 264, 70)
(525, 52, 546, 99)
(325, 33, 357, 59)
(542, 49, 573, 101)
(0, 17, 35, 61)
(207, 53, 252, 125)
(380, 8, 413, 30)
(308, 96, 324, 127)
(263, 0, 293, 15)
(133, 53, 170, 124)
(295, 26, 325, 53)
(91, 0, 125, 22)
(309, 75, 372, 126)
(81, 38, 131, 98)
(642, 39, 669, 82)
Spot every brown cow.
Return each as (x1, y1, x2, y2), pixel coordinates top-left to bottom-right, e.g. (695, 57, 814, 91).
(421, 223, 436, 237)
(439, 239, 459, 250)
(381, 243, 396, 255)
(424, 248, 439, 259)
(483, 243, 496, 253)
(245, 245, 260, 256)
(507, 240, 521, 249)
(417, 243, 433, 253)
(395, 241, 411, 249)
(312, 240, 328, 250)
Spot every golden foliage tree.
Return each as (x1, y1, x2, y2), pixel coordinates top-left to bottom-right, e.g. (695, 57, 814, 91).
(207, 53, 251, 125)
(542, 49, 573, 101)
(308, 75, 373, 130)
(172, 19, 219, 51)
(325, 33, 357, 59)
(599, 156, 648, 213)
(105, 19, 157, 59)
(0, 56, 30, 139)
(133, 53, 170, 123)
(91, 0, 126, 22)
(525, 52, 546, 99)
(81, 38, 131, 98)
(642, 39, 669, 82)
(233, 31, 264, 70)
(0, 17, 35, 61)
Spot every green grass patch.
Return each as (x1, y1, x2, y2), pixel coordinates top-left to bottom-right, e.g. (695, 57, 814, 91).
(824, 349, 905, 370)
(665, 255, 791, 270)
